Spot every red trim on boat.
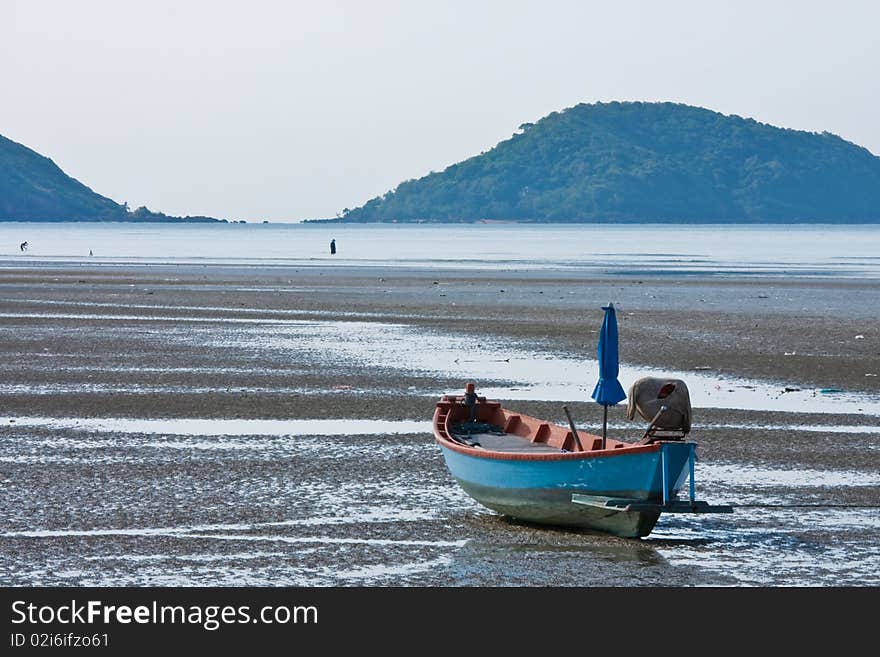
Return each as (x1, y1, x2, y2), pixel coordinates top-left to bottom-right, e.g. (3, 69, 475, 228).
(433, 393, 664, 462)
(433, 432, 662, 461)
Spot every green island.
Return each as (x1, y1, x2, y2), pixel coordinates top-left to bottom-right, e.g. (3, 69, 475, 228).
(0, 134, 224, 222)
(331, 101, 880, 223)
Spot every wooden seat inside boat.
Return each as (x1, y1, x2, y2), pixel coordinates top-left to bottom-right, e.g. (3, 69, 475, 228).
(449, 425, 566, 453)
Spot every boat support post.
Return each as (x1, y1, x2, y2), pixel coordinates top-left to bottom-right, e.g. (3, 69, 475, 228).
(661, 448, 668, 506)
(689, 443, 696, 504)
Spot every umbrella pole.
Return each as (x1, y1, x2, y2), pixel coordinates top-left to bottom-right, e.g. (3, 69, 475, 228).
(602, 405, 608, 449)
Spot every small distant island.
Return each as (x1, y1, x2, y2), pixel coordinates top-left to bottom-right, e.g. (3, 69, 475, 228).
(0, 134, 225, 222)
(323, 101, 880, 224)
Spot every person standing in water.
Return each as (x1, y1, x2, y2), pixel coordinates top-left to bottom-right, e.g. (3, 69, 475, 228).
(330, 238, 336, 255)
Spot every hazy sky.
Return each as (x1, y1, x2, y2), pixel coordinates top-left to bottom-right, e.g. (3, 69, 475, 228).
(3, 0, 878, 221)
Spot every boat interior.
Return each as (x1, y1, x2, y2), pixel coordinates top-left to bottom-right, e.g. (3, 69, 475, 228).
(435, 395, 629, 454)
(436, 380, 693, 454)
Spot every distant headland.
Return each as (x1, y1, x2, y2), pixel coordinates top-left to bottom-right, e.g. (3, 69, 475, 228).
(0, 134, 225, 223)
(317, 101, 880, 224)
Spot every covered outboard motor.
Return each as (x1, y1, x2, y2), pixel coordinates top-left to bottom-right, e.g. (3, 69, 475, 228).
(627, 377, 692, 442)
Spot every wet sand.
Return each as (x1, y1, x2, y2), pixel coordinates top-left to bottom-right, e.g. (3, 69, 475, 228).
(0, 263, 878, 586)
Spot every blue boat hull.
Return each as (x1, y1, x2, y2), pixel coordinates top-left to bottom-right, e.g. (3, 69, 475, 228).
(439, 442, 693, 538)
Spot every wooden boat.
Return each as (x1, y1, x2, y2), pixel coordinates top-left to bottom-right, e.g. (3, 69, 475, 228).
(433, 383, 731, 538)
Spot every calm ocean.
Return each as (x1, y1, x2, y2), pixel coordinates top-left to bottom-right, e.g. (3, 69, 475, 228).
(1, 222, 879, 277)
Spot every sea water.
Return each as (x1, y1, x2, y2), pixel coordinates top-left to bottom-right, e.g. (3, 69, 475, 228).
(2, 222, 880, 277)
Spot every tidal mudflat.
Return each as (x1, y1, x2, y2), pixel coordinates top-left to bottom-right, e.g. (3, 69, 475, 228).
(1, 264, 877, 585)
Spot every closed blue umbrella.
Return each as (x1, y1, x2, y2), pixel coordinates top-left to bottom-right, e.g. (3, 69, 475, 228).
(591, 302, 626, 447)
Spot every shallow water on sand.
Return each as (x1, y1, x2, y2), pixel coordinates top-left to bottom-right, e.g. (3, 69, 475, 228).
(2, 308, 878, 415)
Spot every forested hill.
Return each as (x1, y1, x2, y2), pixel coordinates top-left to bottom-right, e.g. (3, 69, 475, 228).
(338, 102, 880, 223)
(0, 134, 221, 222)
